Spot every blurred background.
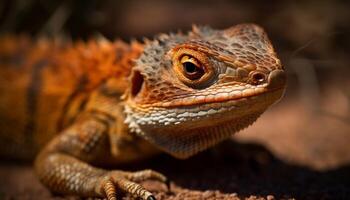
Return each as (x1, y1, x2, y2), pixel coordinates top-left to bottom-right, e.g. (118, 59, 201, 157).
(0, 0, 349, 199)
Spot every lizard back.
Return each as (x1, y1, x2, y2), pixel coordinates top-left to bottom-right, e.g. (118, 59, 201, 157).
(0, 35, 143, 160)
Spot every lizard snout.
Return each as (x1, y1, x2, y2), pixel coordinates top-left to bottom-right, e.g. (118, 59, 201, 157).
(267, 69, 286, 90)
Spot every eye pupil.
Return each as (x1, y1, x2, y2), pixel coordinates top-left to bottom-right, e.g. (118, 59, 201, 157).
(179, 55, 205, 81)
(183, 62, 197, 73)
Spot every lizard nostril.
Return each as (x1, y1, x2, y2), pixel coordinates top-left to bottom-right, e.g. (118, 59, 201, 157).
(250, 72, 266, 85)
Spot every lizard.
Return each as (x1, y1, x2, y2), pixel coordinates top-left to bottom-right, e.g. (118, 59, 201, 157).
(0, 24, 286, 200)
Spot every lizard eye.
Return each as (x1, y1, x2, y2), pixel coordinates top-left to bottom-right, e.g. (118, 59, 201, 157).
(171, 48, 216, 89)
(180, 55, 205, 80)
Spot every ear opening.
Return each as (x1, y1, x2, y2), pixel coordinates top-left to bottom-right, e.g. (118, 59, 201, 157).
(130, 70, 144, 97)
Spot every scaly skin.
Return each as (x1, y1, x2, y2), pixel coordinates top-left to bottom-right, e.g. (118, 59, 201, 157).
(0, 24, 286, 200)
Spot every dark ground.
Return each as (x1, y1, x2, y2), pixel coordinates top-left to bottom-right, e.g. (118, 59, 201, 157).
(1, 0, 350, 199)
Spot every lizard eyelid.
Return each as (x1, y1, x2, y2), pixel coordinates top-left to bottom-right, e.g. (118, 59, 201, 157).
(172, 48, 216, 89)
(180, 55, 205, 80)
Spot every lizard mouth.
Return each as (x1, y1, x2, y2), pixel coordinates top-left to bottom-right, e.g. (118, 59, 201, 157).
(160, 84, 284, 109)
(127, 85, 285, 127)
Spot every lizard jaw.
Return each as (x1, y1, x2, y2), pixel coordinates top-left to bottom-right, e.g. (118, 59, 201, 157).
(124, 87, 285, 158)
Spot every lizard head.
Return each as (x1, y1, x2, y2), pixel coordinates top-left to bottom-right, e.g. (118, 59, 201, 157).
(124, 24, 286, 158)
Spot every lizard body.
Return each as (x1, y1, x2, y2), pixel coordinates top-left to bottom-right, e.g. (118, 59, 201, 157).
(0, 24, 286, 200)
(0, 36, 144, 160)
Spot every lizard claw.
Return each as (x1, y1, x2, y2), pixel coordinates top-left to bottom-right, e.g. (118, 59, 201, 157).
(147, 195, 157, 200)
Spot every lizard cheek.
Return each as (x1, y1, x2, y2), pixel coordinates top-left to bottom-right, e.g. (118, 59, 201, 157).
(130, 70, 144, 97)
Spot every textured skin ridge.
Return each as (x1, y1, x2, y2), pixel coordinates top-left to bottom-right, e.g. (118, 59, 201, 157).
(125, 24, 282, 107)
(0, 24, 286, 200)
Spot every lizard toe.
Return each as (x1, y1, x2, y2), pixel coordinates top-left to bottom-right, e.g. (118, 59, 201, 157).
(116, 178, 154, 200)
(102, 180, 117, 200)
(99, 174, 156, 200)
(125, 169, 167, 183)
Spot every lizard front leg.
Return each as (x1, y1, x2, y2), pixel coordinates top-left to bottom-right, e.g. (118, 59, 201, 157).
(34, 113, 166, 200)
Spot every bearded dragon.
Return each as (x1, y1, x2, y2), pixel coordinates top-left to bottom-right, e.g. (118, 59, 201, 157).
(0, 24, 286, 200)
